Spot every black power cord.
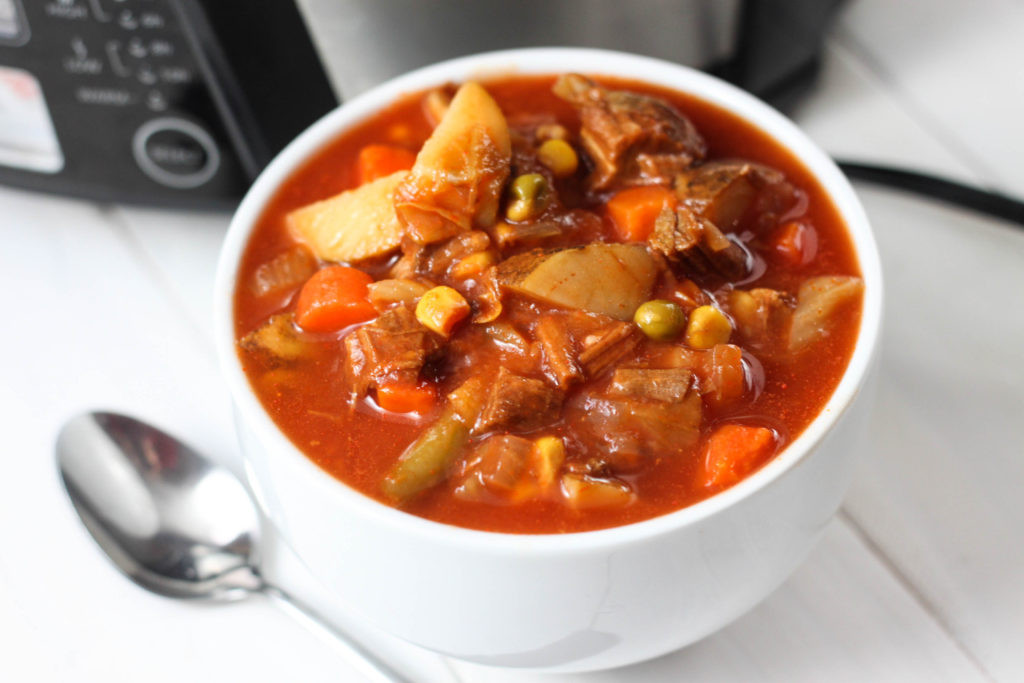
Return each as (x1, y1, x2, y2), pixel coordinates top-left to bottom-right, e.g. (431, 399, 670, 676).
(836, 161, 1024, 228)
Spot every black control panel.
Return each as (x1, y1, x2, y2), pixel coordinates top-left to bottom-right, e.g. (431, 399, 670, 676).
(0, 0, 336, 208)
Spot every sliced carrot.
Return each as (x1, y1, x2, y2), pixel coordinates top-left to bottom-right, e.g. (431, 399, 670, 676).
(700, 424, 776, 489)
(606, 186, 677, 241)
(357, 144, 417, 185)
(377, 381, 438, 414)
(294, 266, 376, 333)
(770, 220, 818, 266)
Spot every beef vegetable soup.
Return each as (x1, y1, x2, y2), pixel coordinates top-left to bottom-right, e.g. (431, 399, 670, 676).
(234, 75, 863, 534)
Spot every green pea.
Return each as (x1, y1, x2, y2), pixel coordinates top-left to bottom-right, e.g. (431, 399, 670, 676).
(510, 173, 547, 202)
(634, 300, 686, 341)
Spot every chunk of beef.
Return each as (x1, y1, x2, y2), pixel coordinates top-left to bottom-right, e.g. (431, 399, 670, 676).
(676, 160, 787, 231)
(473, 367, 563, 435)
(657, 343, 748, 407)
(388, 242, 428, 280)
(577, 318, 642, 377)
(535, 314, 584, 389)
(607, 367, 696, 403)
(548, 311, 643, 378)
(552, 74, 706, 190)
(728, 288, 794, 344)
(573, 363, 704, 474)
(580, 390, 702, 469)
(492, 220, 563, 249)
(343, 306, 440, 401)
(239, 313, 309, 364)
(650, 204, 750, 282)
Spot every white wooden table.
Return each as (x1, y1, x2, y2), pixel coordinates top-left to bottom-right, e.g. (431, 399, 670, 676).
(3, 1, 1022, 680)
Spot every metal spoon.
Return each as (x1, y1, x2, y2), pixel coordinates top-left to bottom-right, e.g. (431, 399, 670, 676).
(56, 411, 406, 683)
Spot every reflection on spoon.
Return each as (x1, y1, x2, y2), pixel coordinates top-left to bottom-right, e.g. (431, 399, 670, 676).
(56, 411, 406, 683)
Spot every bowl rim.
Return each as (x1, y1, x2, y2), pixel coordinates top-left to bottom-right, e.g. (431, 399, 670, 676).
(214, 47, 883, 555)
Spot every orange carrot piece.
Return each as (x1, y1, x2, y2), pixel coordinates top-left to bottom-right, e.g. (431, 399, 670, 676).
(771, 221, 818, 266)
(606, 186, 677, 241)
(294, 266, 376, 332)
(700, 424, 776, 489)
(357, 144, 417, 185)
(377, 381, 438, 414)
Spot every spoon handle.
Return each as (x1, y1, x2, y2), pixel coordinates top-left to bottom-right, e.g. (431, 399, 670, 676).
(260, 583, 409, 682)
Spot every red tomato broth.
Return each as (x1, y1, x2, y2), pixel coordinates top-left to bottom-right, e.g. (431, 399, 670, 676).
(234, 75, 862, 534)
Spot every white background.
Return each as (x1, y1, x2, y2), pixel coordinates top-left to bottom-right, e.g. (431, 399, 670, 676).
(2, 0, 1022, 680)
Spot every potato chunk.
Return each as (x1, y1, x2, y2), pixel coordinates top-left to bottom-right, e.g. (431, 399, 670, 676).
(287, 171, 407, 263)
(394, 82, 511, 244)
(789, 275, 864, 352)
(496, 244, 656, 320)
(561, 473, 635, 510)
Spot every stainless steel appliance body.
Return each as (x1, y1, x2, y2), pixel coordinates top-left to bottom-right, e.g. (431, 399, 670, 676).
(0, 0, 838, 207)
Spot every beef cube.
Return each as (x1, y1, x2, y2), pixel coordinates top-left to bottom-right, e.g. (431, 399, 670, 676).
(239, 313, 309, 364)
(581, 391, 702, 467)
(577, 320, 641, 377)
(535, 314, 584, 389)
(343, 306, 440, 401)
(676, 160, 786, 231)
(473, 367, 563, 435)
(650, 205, 750, 282)
(607, 367, 696, 403)
(728, 288, 794, 343)
(553, 74, 706, 190)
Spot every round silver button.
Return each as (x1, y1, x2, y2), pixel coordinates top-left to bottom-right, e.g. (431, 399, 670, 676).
(132, 117, 220, 189)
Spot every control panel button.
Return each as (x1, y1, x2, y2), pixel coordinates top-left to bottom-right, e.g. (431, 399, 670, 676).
(149, 40, 173, 57)
(132, 118, 219, 189)
(119, 8, 141, 30)
(44, 0, 89, 21)
(158, 65, 191, 84)
(144, 89, 167, 111)
(0, 0, 29, 46)
(139, 10, 164, 29)
(63, 36, 104, 75)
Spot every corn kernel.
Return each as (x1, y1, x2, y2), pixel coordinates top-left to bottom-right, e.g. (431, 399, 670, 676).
(449, 251, 497, 279)
(536, 123, 569, 141)
(493, 221, 516, 248)
(505, 199, 533, 222)
(537, 139, 579, 178)
(686, 305, 732, 349)
(532, 436, 566, 488)
(727, 290, 759, 337)
(415, 286, 470, 337)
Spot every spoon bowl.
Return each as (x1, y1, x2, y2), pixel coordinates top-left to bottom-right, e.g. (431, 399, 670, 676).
(57, 412, 262, 600)
(56, 411, 404, 682)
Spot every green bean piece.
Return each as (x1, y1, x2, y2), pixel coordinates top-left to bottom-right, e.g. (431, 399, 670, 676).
(634, 299, 686, 341)
(381, 408, 470, 503)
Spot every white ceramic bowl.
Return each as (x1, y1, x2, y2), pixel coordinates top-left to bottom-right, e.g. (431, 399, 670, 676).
(215, 48, 882, 672)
